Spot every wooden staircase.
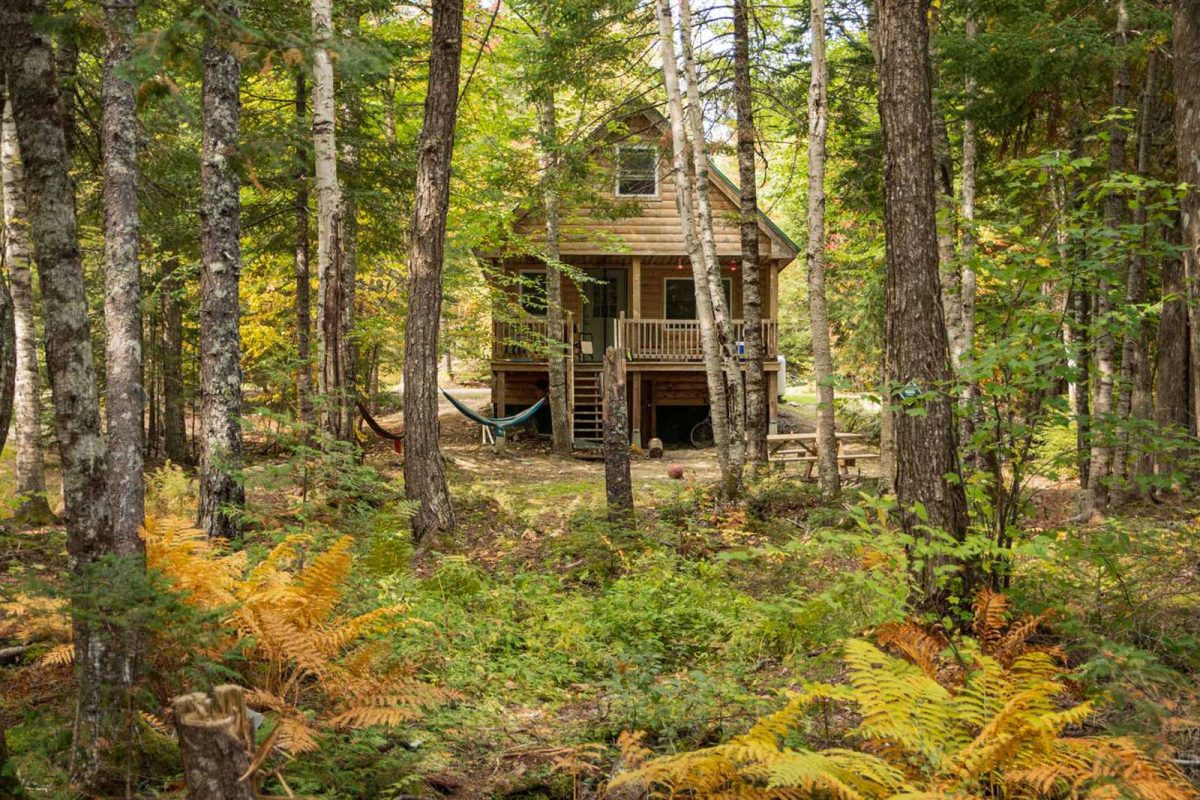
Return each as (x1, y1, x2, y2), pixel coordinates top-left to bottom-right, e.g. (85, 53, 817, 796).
(570, 365, 604, 448)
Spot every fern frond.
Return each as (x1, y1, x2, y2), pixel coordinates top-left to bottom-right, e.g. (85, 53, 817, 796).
(38, 643, 75, 667)
(972, 588, 1009, 649)
(876, 621, 948, 678)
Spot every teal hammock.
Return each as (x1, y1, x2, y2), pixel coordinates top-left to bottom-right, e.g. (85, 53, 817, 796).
(441, 390, 545, 439)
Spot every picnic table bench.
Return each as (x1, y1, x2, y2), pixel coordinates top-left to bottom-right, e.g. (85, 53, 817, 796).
(767, 432, 880, 479)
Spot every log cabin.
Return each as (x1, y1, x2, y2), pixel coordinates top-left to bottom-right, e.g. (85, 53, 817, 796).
(485, 109, 798, 447)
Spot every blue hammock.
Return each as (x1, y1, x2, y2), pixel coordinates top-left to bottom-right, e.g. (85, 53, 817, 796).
(441, 390, 545, 439)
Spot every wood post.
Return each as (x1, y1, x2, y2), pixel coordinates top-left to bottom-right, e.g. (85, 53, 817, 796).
(603, 347, 634, 521)
(768, 370, 779, 434)
(173, 686, 257, 800)
(631, 372, 642, 447)
(631, 257, 642, 318)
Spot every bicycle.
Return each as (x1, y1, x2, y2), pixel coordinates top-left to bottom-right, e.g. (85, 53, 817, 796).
(690, 412, 714, 448)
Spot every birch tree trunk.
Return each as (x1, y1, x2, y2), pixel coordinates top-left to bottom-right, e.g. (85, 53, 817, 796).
(732, 0, 768, 467)
(876, 0, 970, 611)
(1175, 0, 1200, 437)
(1084, 0, 1130, 517)
(1112, 52, 1157, 502)
(197, 0, 246, 540)
(1, 97, 52, 523)
(312, 0, 352, 441)
(160, 260, 187, 463)
(0, 0, 124, 786)
(294, 72, 314, 425)
(0, 238, 12, 462)
(652, 0, 738, 497)
(403, 0, 462, 541)
(679, 0, 746, 494)
(805, 0, 840, 494)
(102, 0, 145, 555)
(536, 88, 571, 455)
(959, 16, 979, 462)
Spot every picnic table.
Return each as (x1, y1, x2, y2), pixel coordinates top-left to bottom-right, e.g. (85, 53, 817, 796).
(767, 432, 880, 479)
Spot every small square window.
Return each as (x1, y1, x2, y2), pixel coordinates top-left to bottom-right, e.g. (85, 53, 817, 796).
(616, 146, 658, 197)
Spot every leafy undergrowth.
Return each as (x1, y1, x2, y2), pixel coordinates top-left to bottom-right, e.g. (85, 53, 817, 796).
(2, 461, 1199, 798)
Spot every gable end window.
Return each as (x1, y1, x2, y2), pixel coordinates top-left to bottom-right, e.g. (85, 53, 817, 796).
(615, 146, 658, 197)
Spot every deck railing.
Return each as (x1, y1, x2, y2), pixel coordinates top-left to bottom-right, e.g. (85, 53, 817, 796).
(617, 316, 778, 361)
(492, 315, 778, 362)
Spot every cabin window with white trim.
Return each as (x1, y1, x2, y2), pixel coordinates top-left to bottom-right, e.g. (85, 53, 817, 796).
(615, 146, 658, 197)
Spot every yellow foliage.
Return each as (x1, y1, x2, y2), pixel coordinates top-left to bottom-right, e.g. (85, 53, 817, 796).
(614, 595, 1198, 800)
(140, 516, 455, 751)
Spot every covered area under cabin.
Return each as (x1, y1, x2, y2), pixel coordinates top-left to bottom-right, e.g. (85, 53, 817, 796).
(485, 109, 799, 448)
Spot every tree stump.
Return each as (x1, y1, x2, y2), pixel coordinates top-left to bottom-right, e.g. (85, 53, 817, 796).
(173, 686, 257, 800)
(603, 347, 634, 521)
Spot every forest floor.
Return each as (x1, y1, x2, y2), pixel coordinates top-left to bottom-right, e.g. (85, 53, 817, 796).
(1, 387, 1199, 798)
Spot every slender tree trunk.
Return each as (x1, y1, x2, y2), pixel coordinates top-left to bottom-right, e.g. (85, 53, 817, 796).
(312, 0, 351, 442)
(197, 0, 245, 539)
(0, 0, 124, 787)
(931, 99, 963, 367)
(603, 346, 633, 520)
(536, 87, 571, 455)
(403, 0, 462, 541)
(732, 0, 767, 467)
(1, 97, 51, 522)
(876, 0, 969, 611)
(680, 0, 747, 489)
(102, 0, 145, 555)
(0, 234, 12, 461)
(652, 0, 737, 497)
(54, 25, 78, 159)
(958, 17, 979, 466)
(1074, 286, 1093, 486)
(1157, 219, 1190, 476)
(805, 0, 839, 494)
(338, 76, 359, 438)
(160, 260, 187, 463)
(1176, 0, 1200, 436)
(1084, 0, 1131, 517)
(1112, 52, 1157, 502)
(294, 72, 314, 426)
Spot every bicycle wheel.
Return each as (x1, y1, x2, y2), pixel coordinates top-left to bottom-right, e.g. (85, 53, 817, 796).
(690, 419, 714, 448)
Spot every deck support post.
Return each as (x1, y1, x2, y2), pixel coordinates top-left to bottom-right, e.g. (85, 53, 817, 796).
(495, 370, 506, 417)
(768, 371, 779, 434)
(631, 372, 642, 446)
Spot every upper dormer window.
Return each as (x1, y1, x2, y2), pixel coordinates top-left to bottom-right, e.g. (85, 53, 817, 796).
(615, 146, 658, 197)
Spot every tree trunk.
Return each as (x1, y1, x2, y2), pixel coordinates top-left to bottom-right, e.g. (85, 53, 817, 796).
(197, 0, 246, 540)
(732, 0, 768, 468)
(1084, 0, 1131, 517)
(294, 72, 314, 426)
(536, 88, 571, 455)
(1112, 52, 1157, 503)
(161, 260, 187, 464)
(805, 0, 840, 494)
(876, 0, 969, 611)
(931, 98, 963, 368)
(102, 0, 145, 555)
(1, 96, 51, 523)
(338, 73, 360, 440)
(603, 346, 633, 520)
(1156, 217, 1190, 481)
(173, 686, 257, 800)
(0, 234, 12, 460)
(312, 0, 352, 442)
(403, 0, 462, 541)
(654, 0, 738, 498)
(678, 0, 746, 497)
(1176, 0, 1200, 436)
(958, 16, 979, 463)
(0, 0, 125, 787)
